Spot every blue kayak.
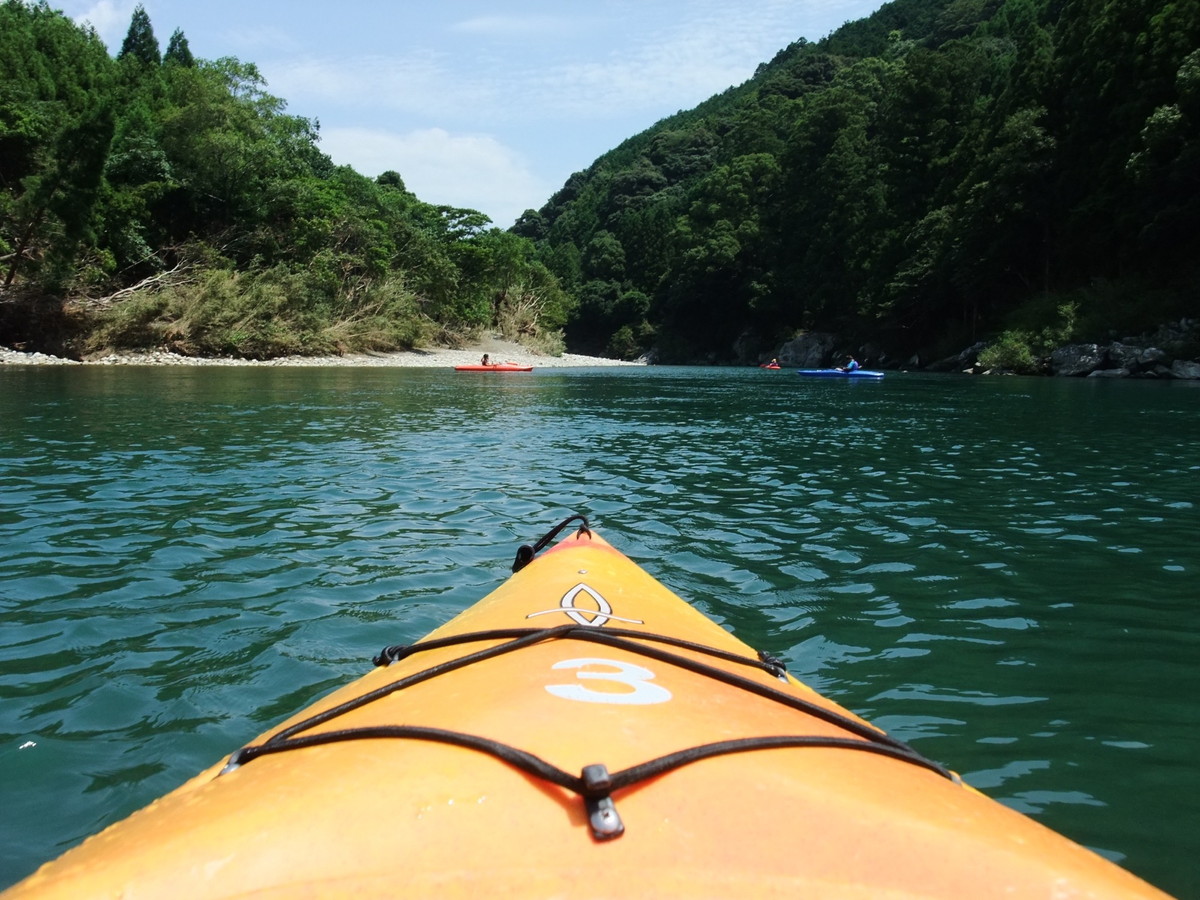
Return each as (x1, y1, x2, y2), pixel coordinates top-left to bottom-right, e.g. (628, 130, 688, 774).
(797, 368, 885, 379)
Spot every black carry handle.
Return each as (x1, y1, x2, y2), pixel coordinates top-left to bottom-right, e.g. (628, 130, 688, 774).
(512, 514, 591, 572)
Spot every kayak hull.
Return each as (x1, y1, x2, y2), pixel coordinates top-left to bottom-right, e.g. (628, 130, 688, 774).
(4, 528, 1168, 899)
(453, 364, 533, 372)
(796, 368, 885, 378)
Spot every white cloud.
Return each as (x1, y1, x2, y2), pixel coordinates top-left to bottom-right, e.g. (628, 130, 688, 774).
(450, 14, 579, 39)
(318, 126, 551, 228)
(531, 0, 874, 117)
(267, 53, 499, 121)
(486, 1, 815, 120)
(216, 25, 304, 56)
(563, 6, 793, 106)
(64, 0, 135, 45)
(268, 1, 869, 136)
(269, 37, 740, 132)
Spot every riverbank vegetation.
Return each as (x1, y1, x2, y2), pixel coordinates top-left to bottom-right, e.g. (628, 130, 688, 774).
(0, 1, 569, 358)
(2, 0, 1197, 366)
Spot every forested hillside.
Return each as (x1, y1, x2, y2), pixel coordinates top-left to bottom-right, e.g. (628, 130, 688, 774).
(0, 1, 569, 358)
(522, 0, 1200, 365)
(4, 0, 1197, 365)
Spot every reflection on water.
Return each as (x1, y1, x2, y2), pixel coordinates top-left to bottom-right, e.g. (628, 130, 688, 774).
(1, 365, 1197, 895)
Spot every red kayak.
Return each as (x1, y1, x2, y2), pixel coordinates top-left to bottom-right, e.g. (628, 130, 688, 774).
(454, 363, 533, 372)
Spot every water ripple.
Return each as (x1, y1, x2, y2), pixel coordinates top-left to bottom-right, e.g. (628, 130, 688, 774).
(1, 366, 1197, 896)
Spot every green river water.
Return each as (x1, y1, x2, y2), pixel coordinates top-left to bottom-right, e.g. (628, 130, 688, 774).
(1, 364, 1196, 896)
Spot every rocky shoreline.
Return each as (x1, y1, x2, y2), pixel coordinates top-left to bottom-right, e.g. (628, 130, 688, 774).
(776, 318, 1200, 379)
(0, 338, 645, 370)
(7, 322, 1198, 378)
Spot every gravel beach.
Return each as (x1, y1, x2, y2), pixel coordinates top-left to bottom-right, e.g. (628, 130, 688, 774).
(0, 337, 645, 369)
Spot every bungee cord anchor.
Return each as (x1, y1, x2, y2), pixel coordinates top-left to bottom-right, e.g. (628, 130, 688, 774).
(220, 515, 956, 842)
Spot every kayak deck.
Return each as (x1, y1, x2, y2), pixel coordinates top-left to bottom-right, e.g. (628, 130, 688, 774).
(3, 518, 1169, 899)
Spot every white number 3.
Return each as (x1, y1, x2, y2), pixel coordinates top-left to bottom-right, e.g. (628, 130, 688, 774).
(545, 657, 672, 705)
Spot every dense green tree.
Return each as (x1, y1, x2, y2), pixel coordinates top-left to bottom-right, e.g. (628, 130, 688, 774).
(511, 208, 547, 241)
(539, 238, 582, 293)
(99, 98, 171, 277)
(375, 170, 407, 191)
(606, 198, 679, 293)
(1, 0, 114, 287)
(1046, 0, 1200, 281)
(645, 128, 717, 181)
(118, 4, 160, 67)
(582, 230, 626, 282)
(6, 102, 114, 288)
(1127, 47, 1200, 272)
(569, 279, 625, 354)
(153, 58, 321, 240)
(164, 28, 195, 68)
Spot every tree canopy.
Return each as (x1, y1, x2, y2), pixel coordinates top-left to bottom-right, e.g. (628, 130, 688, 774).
(530, 0, 1200, 362)
(0, 0, 570, 358)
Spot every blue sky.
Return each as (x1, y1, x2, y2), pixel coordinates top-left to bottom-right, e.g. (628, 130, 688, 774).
(61, 0, 886, 228)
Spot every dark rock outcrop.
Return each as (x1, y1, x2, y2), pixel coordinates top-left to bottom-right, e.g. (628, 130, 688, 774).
(1051, 343, 1105, 376)
(970, 319, 1200, 379)
(778, 332, 835, 368)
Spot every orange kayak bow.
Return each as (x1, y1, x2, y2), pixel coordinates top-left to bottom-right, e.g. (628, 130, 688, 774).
(3, 517, 1171, 898)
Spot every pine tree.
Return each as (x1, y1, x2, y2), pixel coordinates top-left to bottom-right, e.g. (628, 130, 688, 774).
(164, 28, 194, 67)
(118, 4, 160, 66)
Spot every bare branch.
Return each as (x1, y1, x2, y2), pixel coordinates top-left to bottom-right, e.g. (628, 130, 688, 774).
(74, 264, 192, 310)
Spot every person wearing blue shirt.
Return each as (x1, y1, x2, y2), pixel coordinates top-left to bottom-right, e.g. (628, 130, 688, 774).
(838, 356, 860, 372)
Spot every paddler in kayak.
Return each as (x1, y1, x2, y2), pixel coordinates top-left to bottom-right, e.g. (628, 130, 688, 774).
(837, 355, 860, 372)
(480, 353, 492, 366)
